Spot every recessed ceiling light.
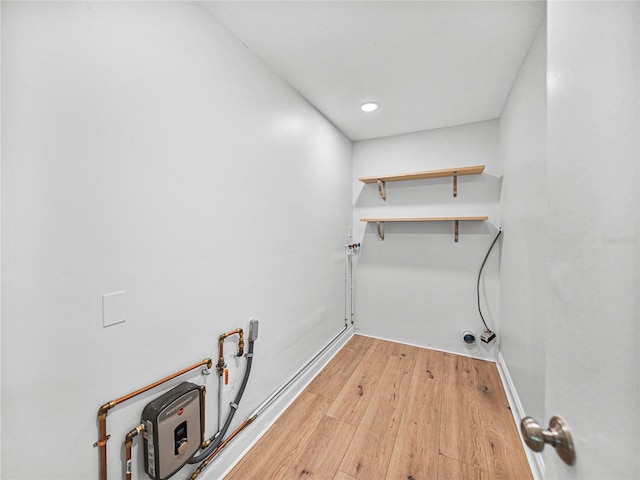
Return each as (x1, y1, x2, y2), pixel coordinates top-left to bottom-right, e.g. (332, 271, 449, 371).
(360, 102, 379, 113)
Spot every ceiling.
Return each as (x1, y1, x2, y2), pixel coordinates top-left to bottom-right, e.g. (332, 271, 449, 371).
(200, 1, 546, 141)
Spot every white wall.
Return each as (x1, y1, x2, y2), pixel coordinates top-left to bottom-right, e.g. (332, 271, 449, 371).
(0, 4, 3, 476)
(498, 22, 546, 426)
(0, 3, 351, 480)
(352, 120, 501, 360)
(545, 2, 639, 478)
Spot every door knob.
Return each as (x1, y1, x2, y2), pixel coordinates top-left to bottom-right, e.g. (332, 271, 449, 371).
(520, 416, 576, 465)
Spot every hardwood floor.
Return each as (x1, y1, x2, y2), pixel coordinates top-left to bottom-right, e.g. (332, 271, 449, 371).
(225, 335, 532, 480)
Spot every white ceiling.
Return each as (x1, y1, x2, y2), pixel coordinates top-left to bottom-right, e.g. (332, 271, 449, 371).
(200, 1, 546, 141)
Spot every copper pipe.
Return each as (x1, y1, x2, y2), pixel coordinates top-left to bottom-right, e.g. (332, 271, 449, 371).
(199, 385, 207, 448)
(216, 329, 244, 376)
(112, 359, 212, 406)
(97, 414, 109, 480)
(190, 415, 257, 480)
(237, 330, 244, 357)
(215, 415, 256, 454)
(96, 358, 212, 480)
(124, 424, 144, 480)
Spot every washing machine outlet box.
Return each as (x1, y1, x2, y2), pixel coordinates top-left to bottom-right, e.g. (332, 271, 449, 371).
(141, 382, 203, 480)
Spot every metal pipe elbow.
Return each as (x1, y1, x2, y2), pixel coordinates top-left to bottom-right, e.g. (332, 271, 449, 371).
(237, 330, 245, 357)
(98, 400, 116, 420)
(125, 424, 144, 448)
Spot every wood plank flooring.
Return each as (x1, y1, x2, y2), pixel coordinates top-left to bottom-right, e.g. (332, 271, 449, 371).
(225, 335, 532, 480)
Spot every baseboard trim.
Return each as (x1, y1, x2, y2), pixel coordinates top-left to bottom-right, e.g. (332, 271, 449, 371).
(356, 331, 498, 363)
(200, 325, 355, 480)
(496, 352, 545, 480)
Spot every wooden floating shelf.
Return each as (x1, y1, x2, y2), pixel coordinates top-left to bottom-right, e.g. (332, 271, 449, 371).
(359, 165, 485, 200)
(358, 165, 485, 184)
(360, 216, 488, 242)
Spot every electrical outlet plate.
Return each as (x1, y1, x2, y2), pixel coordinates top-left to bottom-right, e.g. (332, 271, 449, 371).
(102, 291, 126, 327)
(480, 330, 496, 343)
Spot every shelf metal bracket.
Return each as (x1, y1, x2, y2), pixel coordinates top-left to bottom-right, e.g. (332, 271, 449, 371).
(376, 221, 385, 241)
(454, 220, 459, 243)
(453, 172, 458, 198)
(377, 179, 386, 201)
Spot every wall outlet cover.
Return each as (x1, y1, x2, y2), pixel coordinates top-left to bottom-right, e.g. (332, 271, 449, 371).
(102, 291, 126, 327)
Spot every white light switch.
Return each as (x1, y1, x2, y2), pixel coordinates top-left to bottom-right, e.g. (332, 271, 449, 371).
(102, 291, 126, 327)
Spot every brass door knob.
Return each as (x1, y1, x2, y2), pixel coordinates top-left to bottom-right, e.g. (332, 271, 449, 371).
(520, 416, 576, 466)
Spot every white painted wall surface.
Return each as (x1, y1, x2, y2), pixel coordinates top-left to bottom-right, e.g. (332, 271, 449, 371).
(0, 4, 3, 476)
(546, 1, 639, 478)
(352, 120, 501, 360)
(1, 3, 351, 480)
(498, 22, 546, 426)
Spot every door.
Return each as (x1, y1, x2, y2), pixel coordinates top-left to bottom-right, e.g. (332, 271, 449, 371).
(544, 2, 639, 478)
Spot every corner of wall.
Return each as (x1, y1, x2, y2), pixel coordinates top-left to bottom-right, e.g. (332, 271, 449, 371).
(497, 16, 546, 424)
